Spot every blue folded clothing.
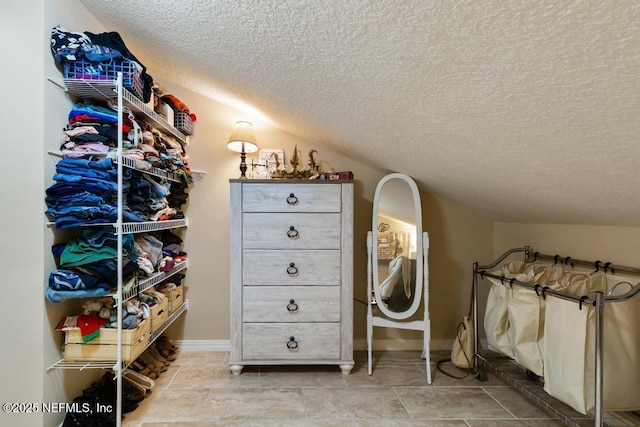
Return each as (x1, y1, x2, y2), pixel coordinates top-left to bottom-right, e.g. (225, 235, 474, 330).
(45, 286, 109, 304)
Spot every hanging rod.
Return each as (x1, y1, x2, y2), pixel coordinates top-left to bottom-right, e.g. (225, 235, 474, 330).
(475, 247, 640, 304)
(476, 271, 601, 307)
(527, 251, 640, 276)
(475, 246, 529, 271)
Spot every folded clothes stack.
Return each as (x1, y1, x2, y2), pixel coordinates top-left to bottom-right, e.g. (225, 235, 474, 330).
(46, 229, 187, 303)
(51, 25, 154, 103)
(47, 102, 192, 223)
(46, 229, 137, 303)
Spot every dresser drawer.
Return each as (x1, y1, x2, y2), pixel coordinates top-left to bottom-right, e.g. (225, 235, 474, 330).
(243, 250, 341, 286)
(243, 286, 341, 322)
(243, 183, 342, 213)
(243, 213, 341, 249)
(243, 323, 341, 359)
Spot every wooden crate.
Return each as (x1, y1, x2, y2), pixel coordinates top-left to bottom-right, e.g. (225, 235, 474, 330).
(63, 319, 150, 363)
(150, 298, 169, 332)
(161, 285, 184, 313)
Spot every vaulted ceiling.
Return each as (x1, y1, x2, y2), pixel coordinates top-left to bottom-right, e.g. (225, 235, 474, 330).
(79, 0, 640, 226)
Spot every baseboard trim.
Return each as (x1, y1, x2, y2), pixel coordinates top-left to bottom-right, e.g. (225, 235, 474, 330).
(173, 339, 487, 353)
(174, 340, 230, 352)
(353, 338, 453, 351)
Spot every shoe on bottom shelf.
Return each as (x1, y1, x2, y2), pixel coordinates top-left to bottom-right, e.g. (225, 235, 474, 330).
(148, 343, 173, 364)
(130, 360, 158, 380)
(123, 368, 155, 391)
(143, 346, 171, 369)
(63, 371, 149, 425)
(156, 336, 178, 361)
(62, 394, 118, 426)
(139, 351, 168, 373)
(157, 335, 179, 351)
(123, 376, 147, 400)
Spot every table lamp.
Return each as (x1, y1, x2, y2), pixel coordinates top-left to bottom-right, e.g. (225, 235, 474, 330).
(227, 121, 258, 178)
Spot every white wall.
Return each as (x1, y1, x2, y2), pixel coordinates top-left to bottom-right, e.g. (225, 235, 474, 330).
(494, 222, 640, 267)
(0, 1, 45, 426)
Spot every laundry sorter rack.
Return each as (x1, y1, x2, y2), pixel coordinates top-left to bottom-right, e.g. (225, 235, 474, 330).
(471, 246, 640, 427)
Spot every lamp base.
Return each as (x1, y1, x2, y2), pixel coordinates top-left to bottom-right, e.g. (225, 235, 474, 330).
(239, 152, 248, 178)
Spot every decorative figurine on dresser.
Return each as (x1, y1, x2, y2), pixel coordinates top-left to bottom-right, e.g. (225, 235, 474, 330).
(228, 178, 355, 374)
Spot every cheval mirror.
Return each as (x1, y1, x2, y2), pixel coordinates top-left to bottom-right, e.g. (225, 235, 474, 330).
(366, 173, 431, 383)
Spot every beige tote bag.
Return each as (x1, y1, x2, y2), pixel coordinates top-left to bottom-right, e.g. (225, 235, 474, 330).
(451, 273, 481, 369)
(451, 314, 475, 369)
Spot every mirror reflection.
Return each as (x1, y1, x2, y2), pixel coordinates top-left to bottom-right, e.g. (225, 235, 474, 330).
(376, 178, 417, 312)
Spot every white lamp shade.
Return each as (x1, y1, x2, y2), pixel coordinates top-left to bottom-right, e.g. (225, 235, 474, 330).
(227, 121, 258, 153)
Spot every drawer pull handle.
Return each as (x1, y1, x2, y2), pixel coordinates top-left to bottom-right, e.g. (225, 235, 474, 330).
(287, 336, 299, 351)
(287, 263, 299, 276)
(286, 193, 299, 205)
(287, 226, 299, 239)
(287, 299, 299, 312)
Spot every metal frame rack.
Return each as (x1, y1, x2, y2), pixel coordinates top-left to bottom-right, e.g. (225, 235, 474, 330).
(472, 246, 640, 427)
(47, 74, 191, 426)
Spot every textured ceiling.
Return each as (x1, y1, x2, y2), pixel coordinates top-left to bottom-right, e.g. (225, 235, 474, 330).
(79, 0, 640, 226)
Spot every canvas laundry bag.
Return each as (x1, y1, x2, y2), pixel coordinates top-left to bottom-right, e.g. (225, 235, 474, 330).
(543, 278, 640, 414)
(484, 260, 526, 358)
(506, 287, 544, 375)
(506, 264, 564, 376)
(508, 269, 603, 378)
(557, 271, 607, 298)
(540, 270, 607, 383)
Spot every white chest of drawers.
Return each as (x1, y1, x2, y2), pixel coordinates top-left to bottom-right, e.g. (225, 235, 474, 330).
(229, 179, 354, 374)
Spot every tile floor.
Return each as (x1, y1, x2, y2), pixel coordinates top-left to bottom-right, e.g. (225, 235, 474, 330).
(121, 350, 639, 427)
